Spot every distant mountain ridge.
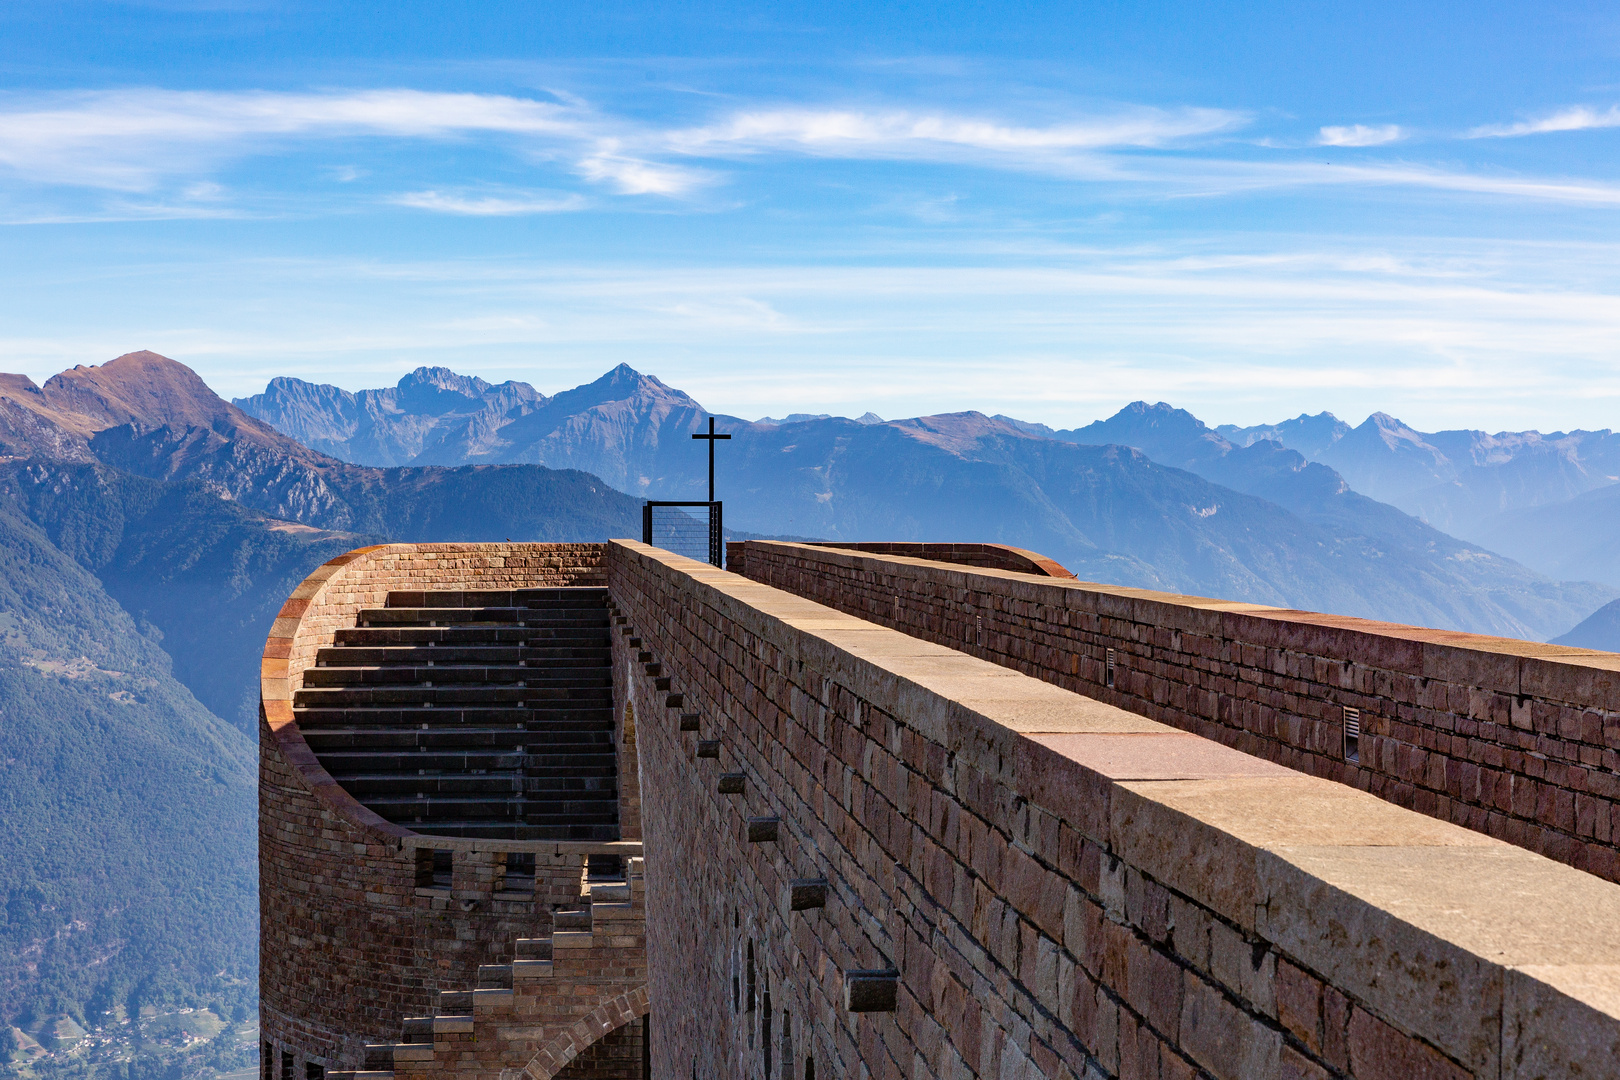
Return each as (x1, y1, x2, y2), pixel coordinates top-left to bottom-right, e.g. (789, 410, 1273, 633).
(237, 362, 1615, 642)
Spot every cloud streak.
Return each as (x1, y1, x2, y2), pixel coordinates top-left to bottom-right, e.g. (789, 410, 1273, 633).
(0, 87, 1618, 215)
(1469, 105, 1620, 138)
(664, 106, 1246, 156)
(390, 188, 588, 215)
(1317, 123, 1403, 146)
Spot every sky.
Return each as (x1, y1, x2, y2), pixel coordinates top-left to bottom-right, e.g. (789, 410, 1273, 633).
(2, 1, 1620, 432)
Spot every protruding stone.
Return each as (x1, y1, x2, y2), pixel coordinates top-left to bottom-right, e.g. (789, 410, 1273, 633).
(679, 713, 700, 731)
(747, 816, 779, 843)
(845, 969, 899, 1012)
(789, 878, 828, 910)
(697, 740, 720, 758)
(718, 772, 745, 794)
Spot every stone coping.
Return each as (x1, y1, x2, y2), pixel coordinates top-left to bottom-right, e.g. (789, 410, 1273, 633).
(615, 538, 1620, 1075)
(802, 541, 1078, 579)
(398, 836, 644, 855)
(745, 540, 1620, 707)
(259, 541, 610, 849)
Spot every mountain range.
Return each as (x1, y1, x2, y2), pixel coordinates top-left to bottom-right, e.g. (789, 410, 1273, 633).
(238, 363, 1615, 643)
(6, 347, 1620, 1042)
(1207, 410, 1620, 586)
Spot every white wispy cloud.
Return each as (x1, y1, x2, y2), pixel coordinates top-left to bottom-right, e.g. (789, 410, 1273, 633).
(576, 148, 708, 195)
(664, 106, 1246, 157)
(1469, 105, 1620, 139)
(2, 87, 1620, 217)
(1317, 123, 1403, 147)
(391, 189, 587, 215)
(0, 88, 589, 190)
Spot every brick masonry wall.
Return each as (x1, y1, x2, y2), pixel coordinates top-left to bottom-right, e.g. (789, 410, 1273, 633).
(613, 538, 1620, 1080)
(260, 543, 639, 1074)
(730, 540, 1620, 887)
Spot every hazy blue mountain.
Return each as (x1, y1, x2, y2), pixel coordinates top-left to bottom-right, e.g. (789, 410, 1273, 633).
(1473, 482, 1620, 589)
(235, 367, 546, 466)
(1552, 598, 1620, 651)
(713, 411, 1610, 641)
(1216, 406, 1620, 546)
(1217, 412, 1353, 459)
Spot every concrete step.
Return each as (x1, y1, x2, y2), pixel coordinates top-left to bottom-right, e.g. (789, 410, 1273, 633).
(295, 705, 612, 728)
(294, 684, 612, 708)
(303, 664, 613, 687)
(412, 821, 620, 841)
(437, 990, 472, 1012)
(385, 587, 608, 609)
(514, 937, 553, 960)
(361, 795, 619, 821)
(317, 645, 612, 666)
(356, 607, 610, 627)
(335, 774, 524, 797)
(335, 626, 609, 647)
(476, 964, 513, 990)
(361, 1045, 397, 1070)
(553, 908, 591, 931)
(300, 723, 613, 745)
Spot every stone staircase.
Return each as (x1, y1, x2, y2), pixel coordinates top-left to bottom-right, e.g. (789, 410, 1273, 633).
(331, 862, 646, 1080)
(296, 587, 618, 840)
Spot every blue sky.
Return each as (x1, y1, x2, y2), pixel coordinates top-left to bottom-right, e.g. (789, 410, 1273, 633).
(2, 1, 1620, 432)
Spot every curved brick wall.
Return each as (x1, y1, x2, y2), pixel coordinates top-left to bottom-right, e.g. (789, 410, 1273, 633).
(259, 543, 635, 1073)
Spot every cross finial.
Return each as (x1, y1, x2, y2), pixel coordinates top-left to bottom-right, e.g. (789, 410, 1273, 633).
(691, 415, 732, 502)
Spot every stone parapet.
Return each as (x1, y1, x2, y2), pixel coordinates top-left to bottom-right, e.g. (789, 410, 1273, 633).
(729, 539, 1620, 886)
(622, 539, 1620, 1080)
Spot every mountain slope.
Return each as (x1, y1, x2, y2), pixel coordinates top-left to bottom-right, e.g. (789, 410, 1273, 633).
(1552, 598, 1620, 651)
(1472, 481, 1620, 588)
(0, 461, 365, 732)
(0, 501, 256, 1024)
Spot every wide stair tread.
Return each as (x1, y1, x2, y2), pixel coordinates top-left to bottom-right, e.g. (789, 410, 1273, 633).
(304, 588, 620, 839)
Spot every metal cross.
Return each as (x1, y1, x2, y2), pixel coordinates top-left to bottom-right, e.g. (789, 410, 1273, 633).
(692, 415, 732, 502)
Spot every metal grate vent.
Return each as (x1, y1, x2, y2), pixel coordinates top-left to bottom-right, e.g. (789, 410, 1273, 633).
(1343, 706, 1361, 763)
(1105, 648, 1116, 688)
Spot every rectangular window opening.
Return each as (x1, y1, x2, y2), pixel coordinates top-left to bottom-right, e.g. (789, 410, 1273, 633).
(586, 853, 623, 881)
(279, 1050, 293, 1080)
(306, 1064, 324, 1080)
(415, 848, 452, 889)
(502, 852, 535, 893)
(1105, 648, 1116, 689)
(1343, 706, 1361, 764)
